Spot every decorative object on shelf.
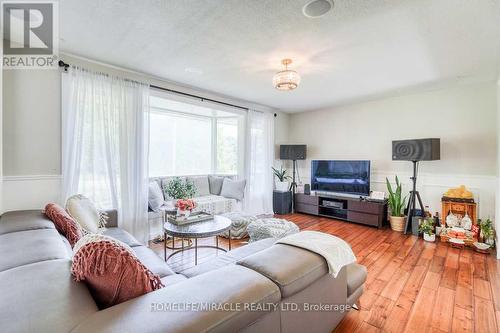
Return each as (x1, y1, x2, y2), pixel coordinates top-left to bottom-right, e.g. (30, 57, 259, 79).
(419, 218, 435, 242)
(165, 177, 196, 200)
(445, 211, 459, 228)
(461, 212, 473, 230)
(386, 175, 408, 232)
(369, 191, 386, 201)
(175, 199, 197, 218)
(473, 242, 491, 253)
(449, 238, 465, 249)
(443, 185, 474, 200)
(478, 218, 495, 247)
(272, 166, 292, 192)
(273, 59, 301, 91)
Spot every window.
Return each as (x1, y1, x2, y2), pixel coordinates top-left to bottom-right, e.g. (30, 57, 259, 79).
(216, 118, 238, 174)
(149, 94, 241, 177)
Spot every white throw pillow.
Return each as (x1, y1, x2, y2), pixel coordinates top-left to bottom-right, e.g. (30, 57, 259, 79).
(66, 194, 107, 234)
(148, 181, 164, 212)
(187, 176, 210, 197)
(220, 178, 246, 201)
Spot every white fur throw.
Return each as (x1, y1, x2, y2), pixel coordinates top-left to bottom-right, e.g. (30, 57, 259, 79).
(276, 231, 357, 278)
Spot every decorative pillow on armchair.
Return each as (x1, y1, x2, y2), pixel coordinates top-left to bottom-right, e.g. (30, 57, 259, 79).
(71, 234, 163, 309)
(66, 194, 108, 234)
(44, 203, 83, 247)
(220, 178, 246, 201)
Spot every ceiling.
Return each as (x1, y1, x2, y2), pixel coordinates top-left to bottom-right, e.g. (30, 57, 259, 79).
(60, 0, 500, 113)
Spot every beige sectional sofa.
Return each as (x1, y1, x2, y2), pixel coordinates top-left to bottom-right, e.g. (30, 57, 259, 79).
(0, 209, 367, 333)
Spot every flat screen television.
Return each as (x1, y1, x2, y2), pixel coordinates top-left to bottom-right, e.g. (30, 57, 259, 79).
(311, 160, 371, 196)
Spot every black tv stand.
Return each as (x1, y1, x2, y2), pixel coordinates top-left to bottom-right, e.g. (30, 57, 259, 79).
(294, 193, 387, 228)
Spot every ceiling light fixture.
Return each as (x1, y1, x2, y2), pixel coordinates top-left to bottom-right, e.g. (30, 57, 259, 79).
(273, 59, 301, 91)
(303, 0, 333, 18)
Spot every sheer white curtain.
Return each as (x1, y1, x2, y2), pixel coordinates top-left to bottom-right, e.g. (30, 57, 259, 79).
(244, 110, 274, 215)
(62, 67, 150, 244)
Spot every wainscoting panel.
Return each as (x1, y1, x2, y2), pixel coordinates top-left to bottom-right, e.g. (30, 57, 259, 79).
(3, 175, 62, 211)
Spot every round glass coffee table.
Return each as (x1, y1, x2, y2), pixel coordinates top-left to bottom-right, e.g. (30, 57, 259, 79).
(163, 215, 232, 265)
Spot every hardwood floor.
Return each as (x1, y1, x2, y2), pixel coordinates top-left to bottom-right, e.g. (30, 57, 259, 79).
(150, 213, 500, 333)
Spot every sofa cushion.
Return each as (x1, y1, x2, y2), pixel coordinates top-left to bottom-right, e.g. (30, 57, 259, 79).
(192, 195, 236, 215)
(148, 181, 165, 212)
(208, 175, 225, 195)
(346, 263, 367, 296)
(187, 176, 210, 196)
(182, 238, 275, 278)
(160, 273, 187, 286)
(45, 203, 83, 247)
(0, 259, 98, 333)
(72, 235, 163, 309)
(71, 265, 280, 333)
(102, 227, 143, 247)
(220, 178, 246, 201)
(132, 245, 175, 278)
(0, 210, 55, 235)
(237, 243, 328, 298)
(0, 229, 70, 272)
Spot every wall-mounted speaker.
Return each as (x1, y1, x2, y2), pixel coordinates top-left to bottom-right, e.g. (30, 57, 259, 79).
(392, 138, 440, 161)
(280, 145, 307, 160)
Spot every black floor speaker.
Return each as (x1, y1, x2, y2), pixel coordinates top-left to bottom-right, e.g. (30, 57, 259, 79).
(273, 190, 292, 215)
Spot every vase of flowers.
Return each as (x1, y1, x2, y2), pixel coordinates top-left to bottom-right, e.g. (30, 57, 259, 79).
(175, 199, 197, 218)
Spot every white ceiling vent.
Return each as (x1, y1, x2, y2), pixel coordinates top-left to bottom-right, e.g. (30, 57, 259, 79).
(303, 0, 333, 18)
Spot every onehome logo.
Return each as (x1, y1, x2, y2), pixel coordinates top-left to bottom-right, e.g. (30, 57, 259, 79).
(2, 1, 58, 69)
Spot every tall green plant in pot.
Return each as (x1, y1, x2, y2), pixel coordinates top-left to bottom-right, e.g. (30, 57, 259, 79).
(272, 166, 291, 192)
(386, 176, 408, 232)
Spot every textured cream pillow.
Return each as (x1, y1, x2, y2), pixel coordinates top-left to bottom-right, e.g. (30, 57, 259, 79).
(66, 194, 107, 234)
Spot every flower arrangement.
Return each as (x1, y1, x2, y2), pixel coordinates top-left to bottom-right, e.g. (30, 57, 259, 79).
(175, 199, 197, 212)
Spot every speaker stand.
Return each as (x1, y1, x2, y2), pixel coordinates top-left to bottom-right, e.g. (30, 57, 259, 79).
(403, 161, 425, 234)
(290, 160, 297, 213)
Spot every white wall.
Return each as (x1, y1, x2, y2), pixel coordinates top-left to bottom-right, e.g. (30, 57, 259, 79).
(2, 54, 279, 211)
(289, 81, 498, 219)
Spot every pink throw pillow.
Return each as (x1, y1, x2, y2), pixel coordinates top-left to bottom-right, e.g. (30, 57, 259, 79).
(45, 203, 83, 247)
(71, 234, 163, 309)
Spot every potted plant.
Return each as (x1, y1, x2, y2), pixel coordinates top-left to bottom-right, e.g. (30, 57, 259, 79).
(419, 218, 436, 242)
(479, 218, 496, 247)
(165, 177, 196, 200)
(386, 176, 408, 232)
(272, 166, 291, 192)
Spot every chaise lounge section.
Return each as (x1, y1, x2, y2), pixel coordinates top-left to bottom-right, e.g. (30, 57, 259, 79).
(0, 209, 366, 333)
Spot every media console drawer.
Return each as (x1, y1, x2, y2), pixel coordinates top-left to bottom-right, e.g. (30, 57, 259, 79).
(295, 194, 319, 205)
(348, 200, 382, 214)
(347, 211, 379, 227)
(295, 203, 319, 215)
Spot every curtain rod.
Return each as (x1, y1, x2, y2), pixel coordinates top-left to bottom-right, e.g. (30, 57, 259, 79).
(58, 60, 249, 111)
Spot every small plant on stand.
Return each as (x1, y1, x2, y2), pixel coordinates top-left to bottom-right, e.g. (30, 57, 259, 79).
(386, 176, 408, 232)
(419, 218, 436, 242)
(272, 166, 292, 192)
